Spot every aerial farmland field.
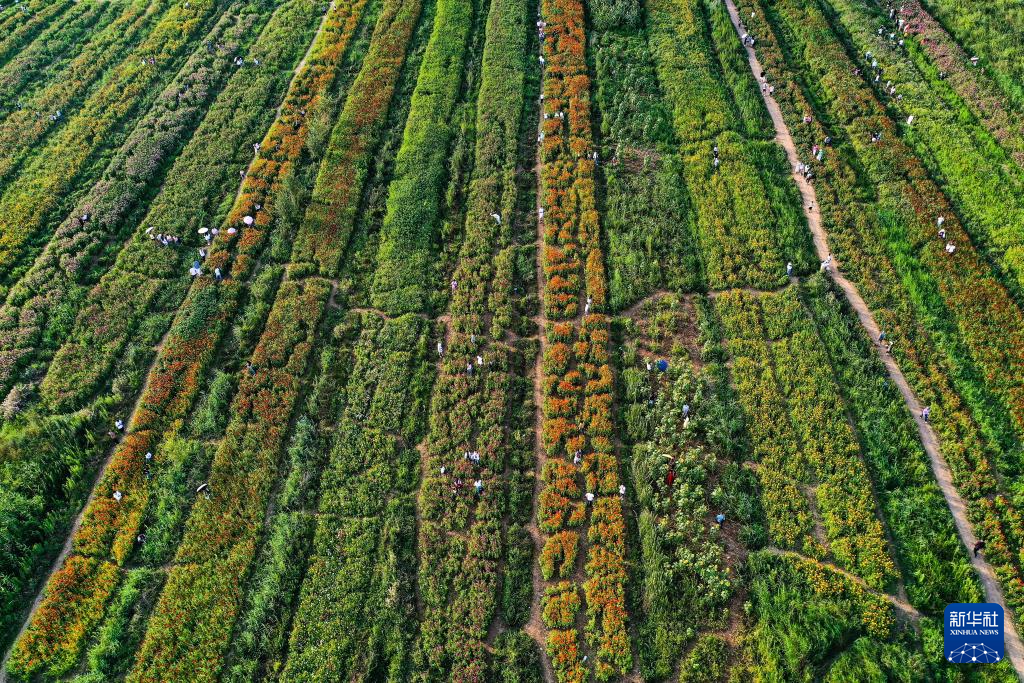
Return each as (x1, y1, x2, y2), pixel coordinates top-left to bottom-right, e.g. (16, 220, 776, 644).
(0, 0, 1023, 680)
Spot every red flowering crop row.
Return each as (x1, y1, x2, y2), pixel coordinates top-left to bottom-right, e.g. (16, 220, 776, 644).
(38, 0, 356, 411)
(7, 3, 367, 676)
(414, 0, 531, 675)
(897, 0, 1024, 167)
(290, 0, 426, 278)
(736, 0, 1024, 616)
(125, 277, 330, 682)
(537, 0, 630, 676)
(754, 0, 1024, 437)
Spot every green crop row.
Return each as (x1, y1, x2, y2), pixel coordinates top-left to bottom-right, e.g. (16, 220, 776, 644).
(369, 0, 477, 315)
(892, 0, 1024, 168)
(0, 2, 275, 655)
(716, 289, 897, 589)
(589, 3, 704, 309)
(0, 1, 114, 118)
(739, 0, 1024, 616)
(6, 2, 367, 676)
(799, 275, 980, 612)
(0, 2, 268, 406)
(0, 0, 74, 73)
(415, 0, 534, 673)
(646, 0, 815, 291)
(824, 0, 1024, 304)
(126, 277, 331, 682)
(0, 0, 162, 189)
(289, 0, 427, 278)
(37, 0, 329, 413)
(0, 0, 229, 291)
(281, 314, 434, 680)
(917, 0, 1024, 111)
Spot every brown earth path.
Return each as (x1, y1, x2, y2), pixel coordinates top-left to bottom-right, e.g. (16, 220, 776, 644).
(722, 0, 1024, 676)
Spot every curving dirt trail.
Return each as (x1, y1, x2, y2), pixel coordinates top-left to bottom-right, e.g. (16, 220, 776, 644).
(721, 0, 1024, 677)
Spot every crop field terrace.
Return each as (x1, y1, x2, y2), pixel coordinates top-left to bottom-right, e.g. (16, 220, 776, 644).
(0, 0, 1022, 680)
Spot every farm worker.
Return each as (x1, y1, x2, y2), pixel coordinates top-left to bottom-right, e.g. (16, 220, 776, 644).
(713, 157, 720, 169)
(205, 232, 212, 244)
(715, 513, 726, 525)
(214, 267, 223, 281)
(713, 145, 719, 158)
(683, 404, 690, 418)
(114, 491, 123, 502)
(879, 330, 886, 343)
(939, 228, 946, 240)
(921, 406, 930, 422)
(936, 215, 944, 228)
(769, 85, 775, 95)
(584, 296, 591, 315)
(440, 466, 446, 475)
(970, 56, 979, 66)
(666, 469, 676, 487)
(476, 355, 483, 366)
(887, 340, 895, 353)
(474, 480, 484, 494)
(451, 279, 458, 292)
(115, 419, 124, 431)
(585, 492, 595, 503)
(619, 485, 626, 497)
(573, 450, 581, 465)
(907, 115, 914, 125)
(816, 148, 824, 161)
(491, 212, 501, 224)
(973, 540, 986, 557)
(945, 242, 956, 254)
(437, 341, 444, 357)
(145, 452, 153, 462)
(189, 266, 200, 277)
(199, 247, 206, 259)
(246, 362, 256, 376)
(646, 361, 652, 372)
(538, 206, 544, 220)
(787, 261, 793, 277)
(539, 55, 545, 65)
(466, 362, 474, 376)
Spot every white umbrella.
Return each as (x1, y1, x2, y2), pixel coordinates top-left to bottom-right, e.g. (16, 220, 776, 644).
(197, 227, 209, 235)
(243, 215, 254, 226)
(227, 227, 238, 235)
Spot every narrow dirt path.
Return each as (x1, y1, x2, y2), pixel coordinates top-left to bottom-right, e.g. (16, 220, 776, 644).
(523, 55, 555, 680)
(722, 0, 1024, 676)
(761, 548, 923, 622)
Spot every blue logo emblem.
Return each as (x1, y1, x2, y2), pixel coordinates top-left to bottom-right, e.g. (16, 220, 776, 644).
(944, 603, 1004, 664)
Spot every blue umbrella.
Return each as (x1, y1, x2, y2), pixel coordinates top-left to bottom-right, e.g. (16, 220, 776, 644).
(193, 261, 201, 269)
(656, 359, 668, 372)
